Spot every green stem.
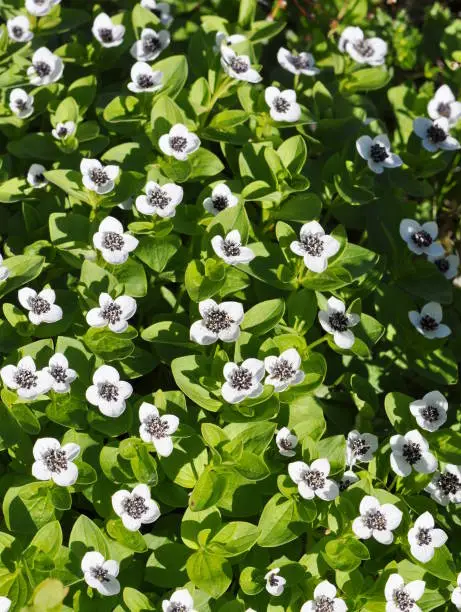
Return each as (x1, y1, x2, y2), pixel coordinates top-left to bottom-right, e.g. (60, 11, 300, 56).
(307, 335, 329, 350)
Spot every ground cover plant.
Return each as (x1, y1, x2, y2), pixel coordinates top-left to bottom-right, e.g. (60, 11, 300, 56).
(0, 0, 461, 610)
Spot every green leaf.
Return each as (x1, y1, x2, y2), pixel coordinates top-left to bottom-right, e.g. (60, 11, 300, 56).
(44, 169, 89, 203)
(342, 67, 392, 93)
(152, 55, 188, 99)
(241, 299, 285, 335)
(208, 521, 259, 557)
(277, 135, 307, 174)
(186, 550, 232, 598)
(68, 514, 109, 558)
(0, 255, 45, 299)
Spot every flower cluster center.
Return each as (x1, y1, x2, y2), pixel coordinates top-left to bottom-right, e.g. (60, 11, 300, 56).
(353, 39, 374, 57)
(363, 509, 386, 530)
(328, 311, 349, 332)
(102, 302, 122, 324)
(270, 358, 296, 381)
(350, 438, 370, 456)
(15, 98, 28, 111)
(273, 96, 291, 113)
(29, 295, 51, 315)
(289, 54, 310, 69)
(427, 125, 447, 143)
(393, 588, 415, 611)
(43, 448, 67, 473)
(89, 167, 109, 185)
(230, 367, 253, 391)
(143, 35, 161, 53)
(315, 595, 334, 612)
(416, 527, 432, 546)
(301, 233, 324, 257)
(50, 365, 67, 383)
(148, 186, 171, 209)
(168, 605, 187, 612)
(420, 315, 438, 332)
(137, 73, 155, 89)
(279, 437, 294, 450)
(57, 126, 68, 137)
(402, 441, 422, 465)
(102, 231, 124, 251)
(91, 566, 110, 582)
(34, 61, 52, 78)
(437, 102, 451, 118)
(222, 239, 241, 257)
(203, 307, 232, 333)
(145, 415, 169, 439)
(229, 57, 249, 74)
(212, 195, 228, 211)
(170, 135, 188, 152)
(15, 368, 38, 389)
(370, 143, 388, 163)
(98, 28, 114, 43)
(12, 26, 23, 38)
(420, 405, 439, 422)
(438, 471, 461, 495)
(123, 494, 148, 519)
(302, 469, 325, 490)
(411, 230, 432, 248)
(268, 573, 280, 587)
(435, 258, 449, 273)
(98, 382, 119, 402)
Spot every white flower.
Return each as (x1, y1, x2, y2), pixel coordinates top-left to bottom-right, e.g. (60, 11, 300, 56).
(158, 123, 200, 161)
(346, 430, 378, 467)
(93, 216, 138, 264)
(300, 580, 347, 612)
(0, 597, 11, 612)
(190, 299, 244, 345)
(138, 401, 179, 457)
(211, 229, 255, 265)
(203, 183, 238, 215)
(128, 61, 163, 93)
(112, 484, 160, 531)
(427, 84, 461, 126)
(86, 293, 137, 333)
(318, 297, 360, 349)
(9, 88, 34, 119)
(338, 26, 387, 66)
(86, 365, 133, 418)
(428, 252, 459, 279)
(220, 46, 262, 83)
(413, 117, 460, 152)
(277, 47, 320, 76)
(27, 47, 63, 85)
(1, 356, 53, 399)
(339, 469, 359, 492)
(289, 459, 339, 501)
(399, 218, 444, 257)
(81, 552, 120, 597)
(26, 0, 60, 17)
(214, 31, 246, 53)
(80, 158, 119, 195)
(408, 511, 447, 563)
(290, 221, 340, 273)
(32, 437, 80, 486)
(52, 121, 76, 141)
(141, 0, 173, 27)
(162, 589, 196, 612)
(18, 287, 62, 324)
(409, 390, 448, 432)
(44, 353, 77, 394)
(130, 28, 170, 61)
(452, 573, 461, 610)
(390, 430, 437, 477)
(7, 16, 33, 42)
(275, 427, 298, 457)
(135, 180, 183, 218)
(384, 574, 425, 612)
(0, 255, 9, 282)
(356, 134, 402, 174)
(408, 301, 451, 339)
(425, 464, 461, 506)
(92, 13, 125, 48)
(264, 348, 305, 392)
(265, 87, 301, 122)
(221, 358, 264, 404)
(27, 163, 47, 188)
(265, 568, 286, 597)
(352, 495, 402, 544)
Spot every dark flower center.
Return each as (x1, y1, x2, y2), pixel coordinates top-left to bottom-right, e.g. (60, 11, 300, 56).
(145, 415, 169, 439)
(229, 367, 253, 391)
(419, 315, 438, 332)
(203, 307, 232, 333)
(169, 135, 187, 152)
(302, 469, 325, 490)
(420, 405, 440, 423)
(435, 258, 450, 273)
(270, 358, 296, 382)
(393, 588, 415, 611)
(34, 173, 46, 184)
(279, 437, 294, 450)
(90, 566, 110, 582)
(57, 126, 68, 137)
(43, 448, 67, 473)
(102, 302, 122, 324)
(34, 0, 46, 4)
(29, 295, 51, 315)
(89, 168, 109, 186)
(143, 34, 161, 54)
(411, 230, 432, 248)
(212, 195, 228, 211)
(328, 311, 349, 332)
(50, 365, 67, 383)
(402, 441, 422, 465)
(137, 73, 155, 89)
(315, 596, 335, 612)
(98, 28, 114, 43)
(168, 605, 187, 612)
(98, 382, 119, 402)
(12, 26, 24, 38)
(222, 240, 241, 257)
(370, 143, 388, 163)
(350, 438, 370, 456)
(416, 527, 432, 546)
(34, 61, 52, 78)
(102, 232, 124, 251)
(437, 102, 451, 118)
(15, 368, 38, 389)
(339, 477, 352, 491)
(438, 471, 461, 496)
(268, 573, 281, 587)
(288, 54, 310, 70)
(427, 125, 447, 143)
(273, 96, 290, 113)
(301, 233, 324, 257)
(229, 56, 249, 74)
(147, 186, 171, 209)
(123, 494, 148, 519)
(363, 509, 386, 530)
(15, 98, 28, 111)
(352, 39, 374, 57)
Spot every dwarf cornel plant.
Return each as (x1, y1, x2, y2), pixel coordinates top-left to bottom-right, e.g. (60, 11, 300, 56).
(0, 0, 461, 610)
